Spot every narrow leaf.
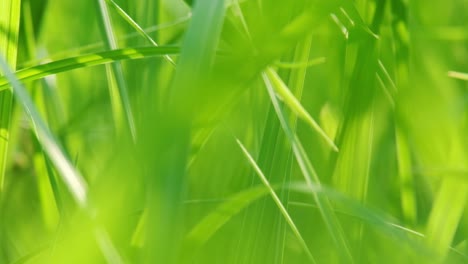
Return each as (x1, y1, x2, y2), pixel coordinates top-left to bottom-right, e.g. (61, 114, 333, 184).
(265, 67, 339, 152)
(237, 139, 316, 263)
(0, 46, 180, 91)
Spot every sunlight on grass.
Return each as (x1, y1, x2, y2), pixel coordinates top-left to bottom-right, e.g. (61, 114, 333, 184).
(0, 0, 467, 263)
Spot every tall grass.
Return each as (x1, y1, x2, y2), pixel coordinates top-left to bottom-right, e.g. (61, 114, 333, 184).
(0, 0, 467, 263)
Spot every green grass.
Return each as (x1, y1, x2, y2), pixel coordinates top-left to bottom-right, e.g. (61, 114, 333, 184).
(0, 0, 467, 263)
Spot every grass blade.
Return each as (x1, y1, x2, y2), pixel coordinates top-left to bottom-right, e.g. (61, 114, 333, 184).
(265, 67, 338, 152)
(0, 0, 21, 191)
(104, 0, 175, 65)
(237, 139, 316, 263)
(96, 0, 137, 140)
(184, 180, 434, 263)
(405, 0, 468, 260)
(0, 46, 180, 91)
(0, 54, 124, 264)
(183, 186, 270, 261)
(0, 56, 88, 207)
(263, 68, 354, 263)
(143, 0, 226, 263)
(395, 125, 417, 224)
(448, 71, 468, 81)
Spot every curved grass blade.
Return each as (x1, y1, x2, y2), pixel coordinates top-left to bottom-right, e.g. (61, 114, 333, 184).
(0, 55, 123, 264)
(263, 69, 353, 263)
(184, 180, 436, 263)
(0, 46, 180, 91)
(183, 185, 269, 261)
(237, 139, 316, 263)
(104, 0, 175, 65)
(264, 68, 339, 152)
(288, 183, 434, 261)
(0, 56, 88, 207)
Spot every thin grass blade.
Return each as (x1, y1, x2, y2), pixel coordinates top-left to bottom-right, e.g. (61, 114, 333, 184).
(0, 56, 88, 207)
(237, 139, 316, 263)
(263, 69, 354, 263)
(0, 46, 180, 91)
(0, 0, 21, 191)
(264, 67, 338, 152)
(96, 0, 137, 140)
(0, 54, 124, 264)
(105, 0, 175, 65)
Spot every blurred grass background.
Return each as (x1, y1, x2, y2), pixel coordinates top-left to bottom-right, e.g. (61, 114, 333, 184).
(0, 0, 467, 263)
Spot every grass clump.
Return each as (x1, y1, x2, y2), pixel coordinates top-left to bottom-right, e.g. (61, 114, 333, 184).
(0, 0, 467, 263)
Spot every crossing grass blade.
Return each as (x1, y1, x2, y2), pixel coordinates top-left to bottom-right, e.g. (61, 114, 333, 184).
(265, 68, 338, 152)
(0, 0, 21, 191)
(0, 56, 88, 207)
(263, 68, 354, 263)
(0, 54, 125, 264)
(275, 56, 326, 69)
(104, 0, 175, 65)
(0, 46, 180, 90)
(184, 179, 437, 263)
(96, 0, 137, 140)
(237, 139, 316, 263)
(183, 185, 270, 261)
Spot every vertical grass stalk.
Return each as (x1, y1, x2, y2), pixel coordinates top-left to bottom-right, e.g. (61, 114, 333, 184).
(263, 68, 354, 263)
(0, 0, 21, 191)
(97, 0, 137, 140)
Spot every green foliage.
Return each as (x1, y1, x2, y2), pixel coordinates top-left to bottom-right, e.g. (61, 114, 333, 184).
(0, 0, 467, 263)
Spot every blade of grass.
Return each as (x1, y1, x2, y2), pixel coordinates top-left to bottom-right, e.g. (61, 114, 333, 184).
(390, 0, 418, 227)
(33, 140, 60, 229)
(16, 13, 190, 69)
(406, 0, 468, 260)
(104, 0, 175, 65)
(263, 68, 354, 263)
(235, 36, 315, 262)
(183, 185, 270, 261)
(0, 1, 21, 255)
(329, 6, 383, 258)
(237, 139, 316, 263)
(265, 68, 338, 152)
(274, 56, 326, 69)
(234, 84, 290, 263)
(0, 0, 21, 192)
(0, 56, 87, 207)
(426, 179, 468, 259)
(169, 0, 226, 115)
(0, 46, 180, 91)
(184, 180, 435, 262)
(143, 0, 226, 263)
(232, 34, 315, 260)
(448, 71, 468, 81)
(0, 56, 124, 264)
(96, 0, 136, 140)
(281, 34, 313, 263)
(395, 125, 417, 224)
(20, 0, 63, 231)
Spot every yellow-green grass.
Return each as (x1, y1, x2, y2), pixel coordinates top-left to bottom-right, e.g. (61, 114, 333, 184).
(0, 0, 467, 263)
